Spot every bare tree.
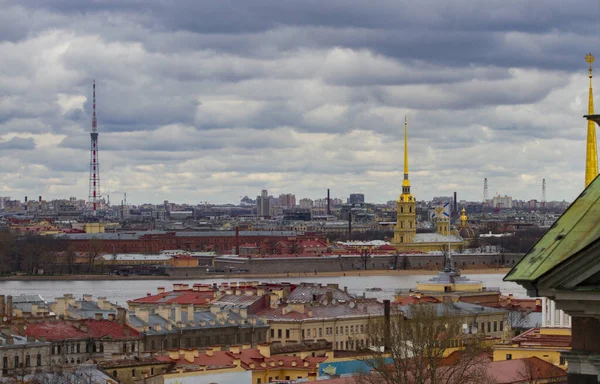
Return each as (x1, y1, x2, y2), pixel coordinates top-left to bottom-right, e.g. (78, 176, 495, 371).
(86, 238, 104, 273)
(358, 304, 494, 384)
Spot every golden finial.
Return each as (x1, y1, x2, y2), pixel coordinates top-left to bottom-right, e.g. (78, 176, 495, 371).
(586, 53, 595, 77)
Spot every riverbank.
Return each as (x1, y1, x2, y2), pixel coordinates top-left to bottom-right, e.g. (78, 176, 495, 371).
(0, 268, 512, 282)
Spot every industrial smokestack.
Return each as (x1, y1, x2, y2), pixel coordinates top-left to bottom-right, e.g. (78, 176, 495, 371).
(24, 196, 27, 202)
(0, 295, 5, 318)
(453, 191, 457, 215)
(235, 226, 240, 256)
(383, 299, 391, 351)
(39, 196, 42, 203)
(327, 189, 331, 215)
(348, 210, 352, 240)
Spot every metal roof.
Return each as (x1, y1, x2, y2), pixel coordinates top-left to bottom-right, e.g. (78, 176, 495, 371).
(505, 175, 600, 283)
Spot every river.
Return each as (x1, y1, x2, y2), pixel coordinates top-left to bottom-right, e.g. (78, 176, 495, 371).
(0, 273, 527, 306)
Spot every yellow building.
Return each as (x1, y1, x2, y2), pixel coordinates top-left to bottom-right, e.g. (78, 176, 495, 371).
(492, 328, 571, 370)
(84, 222, 105, 233)
(264, 301, 383, 352)
(391, 118, 464, 253)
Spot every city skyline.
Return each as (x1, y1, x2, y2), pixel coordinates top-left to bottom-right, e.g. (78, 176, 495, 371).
(0, 1, 598, 204)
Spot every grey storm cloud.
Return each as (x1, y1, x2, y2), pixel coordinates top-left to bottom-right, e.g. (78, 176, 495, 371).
(0, 137, 35, 150)
(0, 0, 598, 203)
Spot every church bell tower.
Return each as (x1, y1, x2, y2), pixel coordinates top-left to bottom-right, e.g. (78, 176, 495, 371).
(393, 117, 417, 248)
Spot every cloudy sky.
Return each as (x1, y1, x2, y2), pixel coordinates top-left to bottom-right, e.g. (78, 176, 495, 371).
(1, 0, 599, 205)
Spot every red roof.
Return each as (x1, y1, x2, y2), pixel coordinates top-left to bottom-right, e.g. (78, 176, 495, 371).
(81, 319, 140, 340)
(157, 347, 326, 371)
(509, 328, 572, 348)
(24, 322, 87, 341)
(129, 289, 216, 305)
(393, 296, 440, 305)
(485, 357, 566, 383)
(378, 244, 397, 251)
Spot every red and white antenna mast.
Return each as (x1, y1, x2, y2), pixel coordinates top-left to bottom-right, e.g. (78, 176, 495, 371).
(88, 80, 101, 214)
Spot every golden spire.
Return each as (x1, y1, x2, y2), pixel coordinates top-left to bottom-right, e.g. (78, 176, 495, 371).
(585, 53, 599, 187)
(402, 115, 410, 188)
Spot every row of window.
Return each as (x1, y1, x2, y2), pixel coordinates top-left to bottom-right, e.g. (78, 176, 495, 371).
(480, 320, 504, 333)
(147, 332, 261, 350)
(270, 324, 367, 340)
(2, 354, 42, 369)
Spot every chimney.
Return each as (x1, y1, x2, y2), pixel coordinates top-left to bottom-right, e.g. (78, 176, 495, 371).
(157, 287, 165, 294)
(187, 305, 194, 322)
(535, 298, 541, 307)
(24, 196, 28, 203)
(97, 297, 107, 309)
(116, 307, 126, 323)
(230, 345, 241, 354)
(257, 343, 271, 358)
(173, 284, 182, 292)
(327, 189, 331, 215)
(94, 313, 103, 320)
(108, 313, 116, 321)
(383, 300, 391, 352)
(83, 294, 92, 302)
(6, 296, 13, 318)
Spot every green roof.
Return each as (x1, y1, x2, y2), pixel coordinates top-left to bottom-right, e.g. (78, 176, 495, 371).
(504, 174, 600, 283)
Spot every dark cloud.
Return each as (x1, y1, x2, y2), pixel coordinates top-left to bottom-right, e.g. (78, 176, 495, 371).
(0, 0, 596, 202)
(0, 137, 35, 150)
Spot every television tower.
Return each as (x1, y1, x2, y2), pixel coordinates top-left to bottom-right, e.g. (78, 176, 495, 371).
(483, 178, 489, 203)
(88, 80, 101, 213)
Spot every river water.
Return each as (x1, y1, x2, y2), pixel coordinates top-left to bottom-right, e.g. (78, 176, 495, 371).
(0, 273, 527, 306)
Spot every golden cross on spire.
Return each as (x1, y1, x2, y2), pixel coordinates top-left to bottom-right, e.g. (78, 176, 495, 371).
(586, 53, 595, 77)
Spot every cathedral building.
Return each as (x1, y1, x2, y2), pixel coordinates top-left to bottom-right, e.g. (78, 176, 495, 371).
(391, 118, 464, 253)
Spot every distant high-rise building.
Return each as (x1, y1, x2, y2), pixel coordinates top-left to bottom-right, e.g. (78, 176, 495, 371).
(278, 193, 296, 209)
(492, 195, 513, 209)
(256, 189, 271, 217)
(348, 193, 365, 204)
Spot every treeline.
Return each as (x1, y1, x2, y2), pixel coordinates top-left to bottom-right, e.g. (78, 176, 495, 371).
(0, 230, 91, 276)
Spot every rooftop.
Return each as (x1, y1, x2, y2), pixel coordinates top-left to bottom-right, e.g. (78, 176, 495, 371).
(505, 174, 600, 284)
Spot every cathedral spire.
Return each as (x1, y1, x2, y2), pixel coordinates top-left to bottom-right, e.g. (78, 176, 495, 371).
(403, 116, 410, 190)
(585, 53, 599, 187)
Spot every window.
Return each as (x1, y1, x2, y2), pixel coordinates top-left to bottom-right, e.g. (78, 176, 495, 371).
(99, 344, 104, 353)
(3, 356, 7, 369)
(285, 329, 290, 339)
(487, 322, 491, 333)
(360, 325, 365, 334)
(25, 354, 30, 367)
(318, 328, 322, 337)
(285, 376, 290, 380)
(151, 368, 155, 375)
(493, 321, 497, 332)
(345, 326, 349, 335)
(307, 329, 311, 337)
(76, 344, 80, 353)
(123, 343, 127, 353)
(302, 330, 305, 338)
(350, 325, 354, 334)
(257, 379, 262, 384)
(277, 329, 282, 338)
(70, 344, 74, 354)
(506, 354, 512, 360)
(36, 354, 41, 367)
(335, 327, 338, 335)
(481, 322, 485, 333)
(131, 343, 136, 352)
(500, 321, 504, 332)
(270, 329, 275, 338)
(113, 370, 117, 378)
(560, 356, 566, 365)
(132, 369, 136, 377)
(14, 355, 18, 368)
